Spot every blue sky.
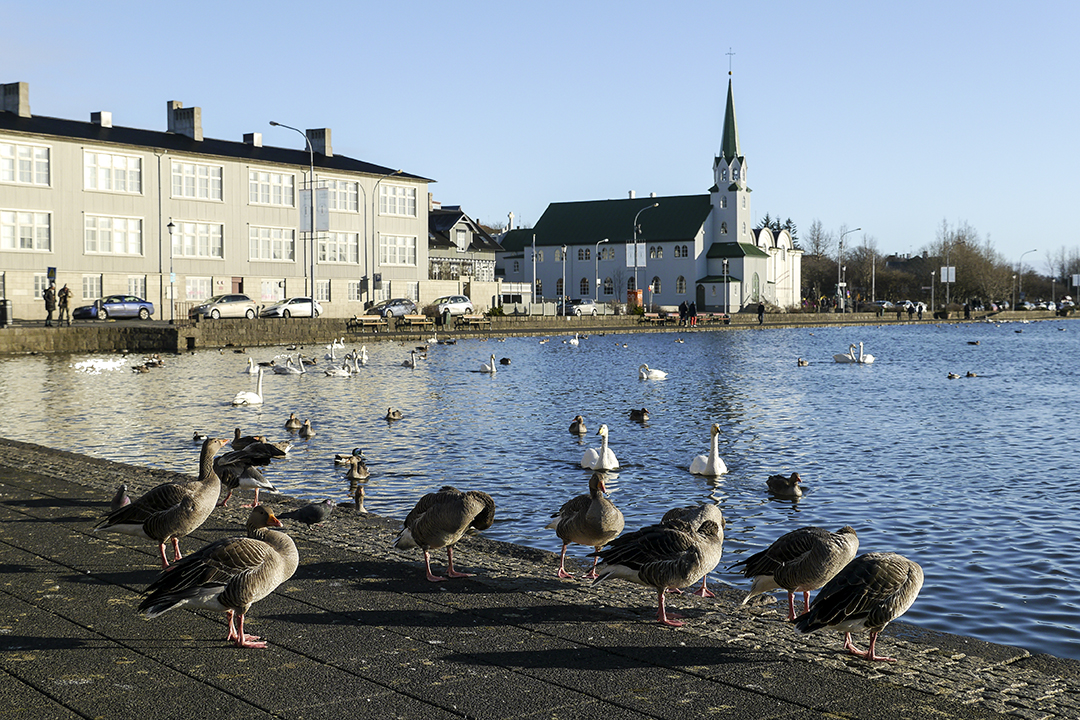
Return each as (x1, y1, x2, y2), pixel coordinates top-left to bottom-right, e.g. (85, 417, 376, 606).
(5, 1, 1077, 269)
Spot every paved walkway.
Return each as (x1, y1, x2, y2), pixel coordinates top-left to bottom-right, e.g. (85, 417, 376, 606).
(1, 439, 1077, 719)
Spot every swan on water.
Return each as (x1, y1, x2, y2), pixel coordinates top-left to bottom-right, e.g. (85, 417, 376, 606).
(243, 357, 259, 374)
(689, 423, 727, 476)
(480, 354, 497, 374)
(569, 333, 580, 346)
(638, 363, 667, 380)
(581, 424, 619, 471)
(402, 350, 418, 368)
(833, 342, 874, 364)
(231, 368, 264, 405)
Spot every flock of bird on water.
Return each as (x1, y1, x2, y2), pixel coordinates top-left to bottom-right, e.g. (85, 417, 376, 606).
(91, 334, 924, 662)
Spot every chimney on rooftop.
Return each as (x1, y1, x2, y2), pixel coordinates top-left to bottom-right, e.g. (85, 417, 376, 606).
(2, 82, 30, 117)
(628, 190, 636, 199)
(307, 128, 332, 157)
(166, 100, 203, 141)
(91, 111, 112, 128)
(244, 132, 263, 147)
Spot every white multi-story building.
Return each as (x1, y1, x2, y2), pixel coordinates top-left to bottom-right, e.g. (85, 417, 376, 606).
(0, 81, 431, 320)
(497, 78, 802, 313)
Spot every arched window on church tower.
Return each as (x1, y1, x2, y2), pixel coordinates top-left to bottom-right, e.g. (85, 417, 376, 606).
(721, 168, 728, 181)
(681, 245, 688, 257)
(603, 277, 614, 296)
(535, 278, 542, 295)
(649, 246, 657, 260)
(627, 277, 636, 292)
(720, 196, 727, 209)
(577, 248, 585, 261)
(655, 246, 663, 259)
(651, 277, 661, 294)
(673, 246, 681, 258)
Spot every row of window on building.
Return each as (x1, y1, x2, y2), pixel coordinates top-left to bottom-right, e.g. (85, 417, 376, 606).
(536, 275, 692, 298)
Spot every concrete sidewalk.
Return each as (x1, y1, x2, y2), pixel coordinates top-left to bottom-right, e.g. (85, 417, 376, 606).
(0, 439, 1076, 719)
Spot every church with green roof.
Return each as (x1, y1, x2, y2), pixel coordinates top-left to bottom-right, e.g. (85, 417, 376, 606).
(496, 77, 802, 313)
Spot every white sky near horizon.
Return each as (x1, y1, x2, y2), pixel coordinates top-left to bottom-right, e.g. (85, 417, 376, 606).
(4, 0, 1077, 272)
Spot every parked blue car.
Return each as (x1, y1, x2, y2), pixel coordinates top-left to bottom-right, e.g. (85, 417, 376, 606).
(72, 294, 155, 321)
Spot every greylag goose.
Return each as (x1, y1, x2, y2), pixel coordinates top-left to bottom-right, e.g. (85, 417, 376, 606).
(138, 505, 299, 649)
(581, 424, 619, 471)
(568, 415, 587, 435)
(110, 483, 131, 512)
(793, 552, 924, 662)
(279, 499, 336, 526)
(298, 419, 316, 438)
(767, 472, 803, 497)
(346, 454, 370, 481)
(660, 504, 725, 596)
(731, 525, 859, 619)
(94, 437, 228, 567)
(385, 408, 404, 421)
(214, 441, 288, 507)
(628, 408, 649, 422)
(394, 486, 496, 582)
(591, 518, 724, 627)
(285, 413, 302, 432)
(689, 424, 727, 476)
(231, 428, 265, 451)
(546, 473, 625, 579)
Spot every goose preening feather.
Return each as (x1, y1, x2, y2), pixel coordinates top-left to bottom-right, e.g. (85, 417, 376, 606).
(95, 437, 228, 567)
(731, 525, 859, 620)
(546, 473, 625, 579)
(689, 424, 727, 476)
(480, 354, 497, 374)
(279, 499, 336, 526)
(638, 363, 667, 380)
(214, 441, 287, 507)
(231, 368, 264, 405)
(569, 415, 587, 435)
(393, 486, 496, 582)
(767, 472, 803, 497)
(581, 424, 619, 471)
(591, 518, 724, 627)
(659, 504, 725, 596)
(138, 505, 299, 649)
(793, 552, 923, 662)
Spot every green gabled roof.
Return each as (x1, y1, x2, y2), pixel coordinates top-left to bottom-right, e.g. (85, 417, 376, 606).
(498, 228, 537, 252)
(696, 275, 741, 283)
(719, 78, 741, 162)
(530, 194, 712, 246)
(706, 242, 769, 259)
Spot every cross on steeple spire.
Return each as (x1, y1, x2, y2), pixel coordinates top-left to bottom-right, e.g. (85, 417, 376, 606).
(726, 48, 735, 75)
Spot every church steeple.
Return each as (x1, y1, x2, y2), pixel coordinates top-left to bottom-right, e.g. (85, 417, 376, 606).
(719, 78, 740, 162)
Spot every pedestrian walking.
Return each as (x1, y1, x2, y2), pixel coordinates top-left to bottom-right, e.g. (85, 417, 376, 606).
(757, 301, 766, 325)
(43, 282, 56, 327)
(678, 301, 688, 327)
(689, 301, 698, 327)
(57, 284, 72, 326)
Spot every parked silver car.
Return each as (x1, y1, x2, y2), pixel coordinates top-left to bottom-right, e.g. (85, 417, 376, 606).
(432, 295, 474, 316)
(260, 297, 323, 318)
(188, 294, 258, 319)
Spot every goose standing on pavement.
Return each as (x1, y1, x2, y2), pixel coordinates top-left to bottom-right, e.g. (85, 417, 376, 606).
(95, 437, 229, 567)
(138, 505, 299, 649)
(546, 472, 624, 579)
(393, 486, 496, 582)
(591, 518, 724, 627)
(794, 552, 924, 662)
(660, 504, 725, 596)
(689, 424, 727, 476)
(581, 424, 619, 471)
(731, 525, 859, 619)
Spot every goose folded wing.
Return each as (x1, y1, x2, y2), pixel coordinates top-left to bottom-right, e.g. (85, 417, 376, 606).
(96, 483, 190, 527)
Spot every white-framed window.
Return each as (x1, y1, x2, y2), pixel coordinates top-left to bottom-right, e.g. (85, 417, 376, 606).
(373, 284, 389, 302)
(379, 184, 417, 217)
(249, 226, 296, 261)
(185, 276, 212, 301)
(173, 221, 224, 259)
(577, 248, 585, 261)
(404, 281, 419, 301)
(742, 222, 747, 235)
(379, 234, 417, 266)
(455, 228, 468, 252)
(248, 169, 295, 206)
(171, 160, 223, 200)
(603, 277, 614, 296)
(320, 232, 359, 263)
(33, 274, 48, 298)
(721, 168, 728, 181)
(128, 276, 146, 298)
(348, 281, 362, 301)
(316, 279, 330, 302)
(1, 141, 50, 186)
(1, 210, 51, 251)
(555, 278, 563, 297)
(676, 276, 687, 294)
(325, 178, 359, 212)
(580, 277, 589, 296)
(260, 279, 284, 303)
(742, 196, 746, 208)
(84, 215, 143, 256)
(651, 276, 661, 294)
(84, 150, 142, 193)
(82, 274, 102, 300)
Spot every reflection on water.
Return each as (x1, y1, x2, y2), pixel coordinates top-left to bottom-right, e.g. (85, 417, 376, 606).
(3, 319, 1079, 658)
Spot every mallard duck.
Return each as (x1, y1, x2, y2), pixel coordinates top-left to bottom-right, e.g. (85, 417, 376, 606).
(394, 486, 496, 582)
(546, 473, 624, 579)
(385, 408, 403, 421)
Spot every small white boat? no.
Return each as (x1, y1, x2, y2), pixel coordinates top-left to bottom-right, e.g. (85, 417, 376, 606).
(833, 342, 875, 364)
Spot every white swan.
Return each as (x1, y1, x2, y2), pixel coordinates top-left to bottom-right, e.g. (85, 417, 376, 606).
(359, 345, 369, 366)
(569, 333, 580, 346)
(689, 423, 728, 476)
(480, 354, 497, 374)
(581, 424, 619, 471)
(639, 363, 668, 380)
(833, 342, 875, 364)
(231, 368, 264, 406)
(402, 350, 418, 368)
(325, 361, 351, 377)
(242, 357, 259, 375)
(273, 355, 303, 375)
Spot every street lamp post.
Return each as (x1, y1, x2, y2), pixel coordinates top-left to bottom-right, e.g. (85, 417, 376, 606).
(722, 258, 729, 314)
(838, 227, 860, 312)
(1012, 274, 1017, 311)
(531, 233, 537, 304)
(268, 121, 315, 297)
(361, 169, 404, 305)
(930, 271, 935, 315)
(631, 203, 659, 307)
(167, 220, 175, 324)
(594, 238, 608, 302)
(560, 244, 567, 314)
(1019, 249, 1037, 301)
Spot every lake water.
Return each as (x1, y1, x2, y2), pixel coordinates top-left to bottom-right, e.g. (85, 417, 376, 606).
(2, 318, 1078, 658)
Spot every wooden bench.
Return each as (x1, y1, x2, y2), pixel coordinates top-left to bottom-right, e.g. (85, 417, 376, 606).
(699, 312, 730, 325)
(346, 315, 387, 333)
(397, 314, 435, 330)
(640, 312, 675, 325)
(455, 314, 492, 330)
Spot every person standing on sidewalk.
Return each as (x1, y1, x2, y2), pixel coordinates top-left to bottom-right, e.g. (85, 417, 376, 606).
(43, 282, 56, 327)
(757, 301, 766, 325)
(57, 284, 72, 326)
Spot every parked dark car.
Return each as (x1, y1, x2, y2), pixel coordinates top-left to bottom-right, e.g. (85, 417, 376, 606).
(367, 298, 417, 318)
(188, 294, 258, 319)
(72, 295, 154, 321)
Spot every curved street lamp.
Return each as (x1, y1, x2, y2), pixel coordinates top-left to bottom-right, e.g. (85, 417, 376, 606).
(631, 203, 659, 306)
(269, 121, 315, 297)
(1019, 249, 1037, 301)
(561, 244, 568, 314)
(837, 227, 861, 312)
(167, 220, 175, 323)
(594, 238, 609, 301)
